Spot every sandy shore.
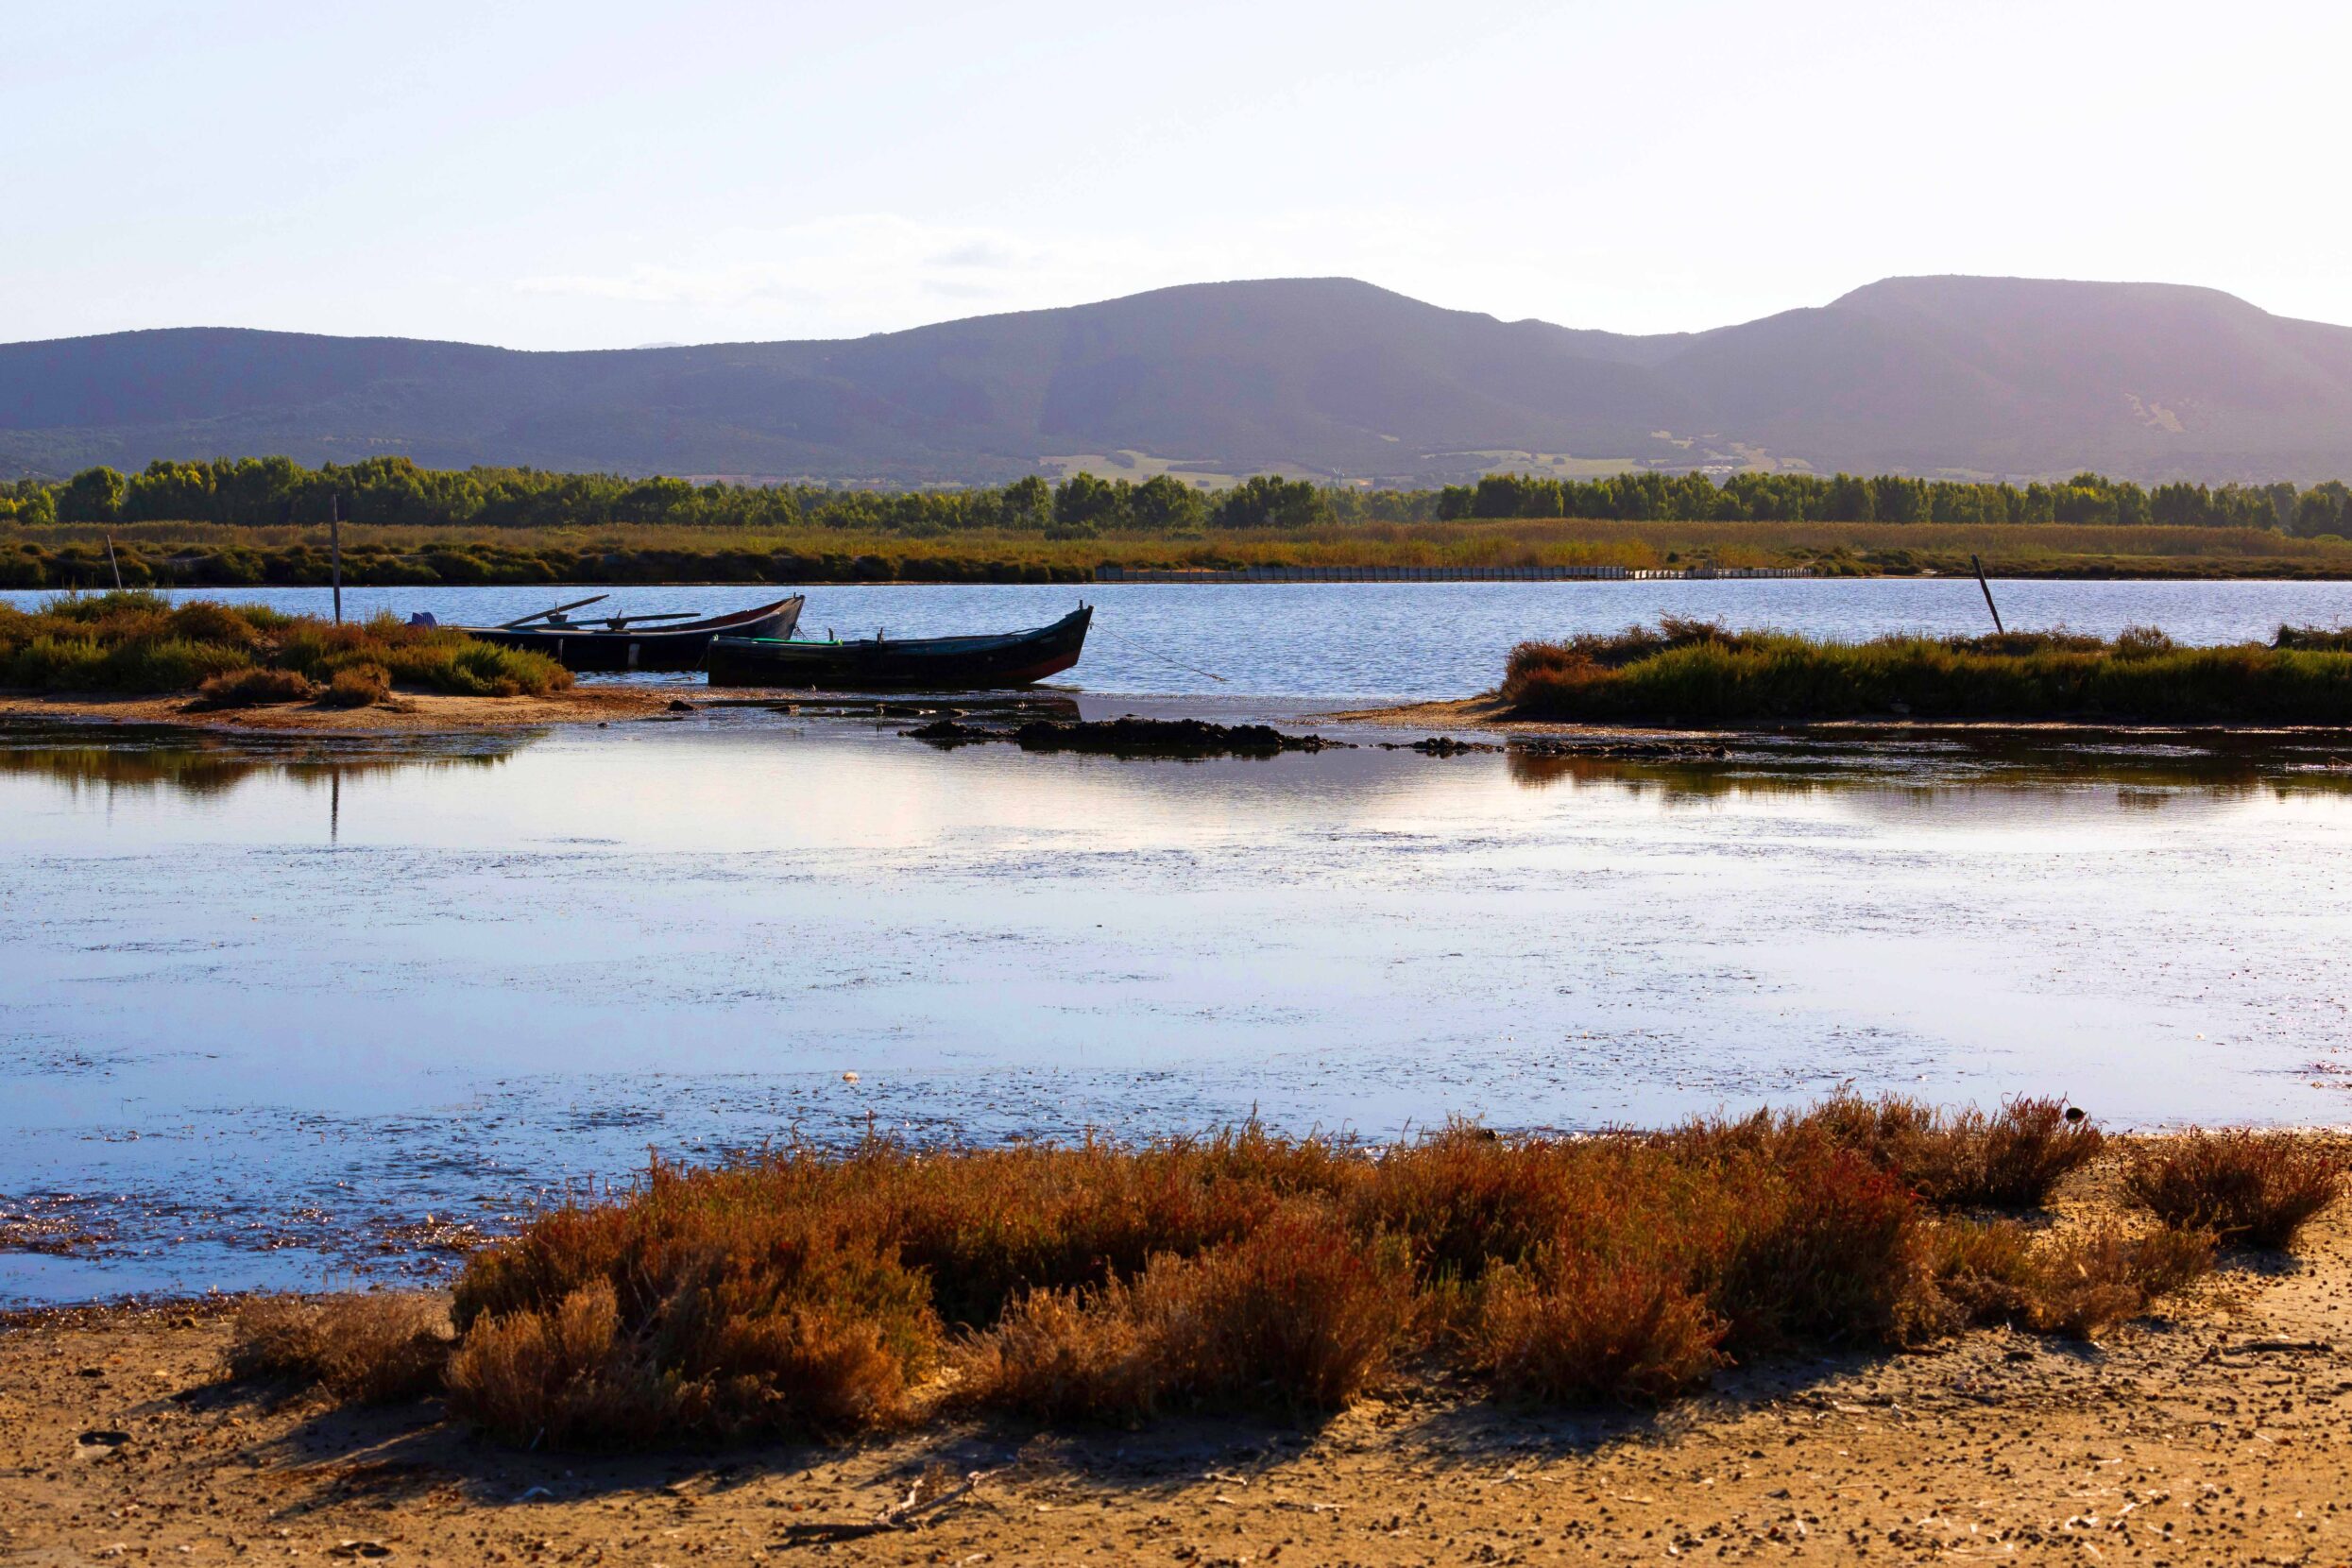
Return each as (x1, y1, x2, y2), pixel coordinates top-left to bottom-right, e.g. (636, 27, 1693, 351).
(7, 1201, 2351, 1563)
(0, 687, 694, 733)
(1325, 694, 2352, 747)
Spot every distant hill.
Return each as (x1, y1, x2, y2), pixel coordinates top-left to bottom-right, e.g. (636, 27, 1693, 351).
(6, 275, 2352, 485)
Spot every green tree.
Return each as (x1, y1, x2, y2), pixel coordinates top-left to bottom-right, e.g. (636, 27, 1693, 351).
(1002, 475, 1053, 529)
(2294, 482, 2351, 537)
(1052, 471, 1127, 529)
(1822, 473, 1875, 522)
(57, 467, 128, 523)
(1128, 473, 1205, 530)
(1213, 474, 1333, 529)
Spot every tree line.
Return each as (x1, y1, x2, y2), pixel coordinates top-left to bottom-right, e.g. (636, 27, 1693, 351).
(3, 455, 2350, 537)
(0, 456, 1355, 537)
(1439, 470, 2352, 533)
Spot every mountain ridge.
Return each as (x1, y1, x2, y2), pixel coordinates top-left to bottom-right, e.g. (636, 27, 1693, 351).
(6, 275, 2351, 486)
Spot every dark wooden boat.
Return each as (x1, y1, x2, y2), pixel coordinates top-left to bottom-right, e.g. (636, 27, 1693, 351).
(707, 605, 1093, 690)
(458, 595, 804, 672)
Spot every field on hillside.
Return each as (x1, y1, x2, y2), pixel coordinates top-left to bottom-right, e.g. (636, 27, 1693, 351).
(9, 518, 2352, 587)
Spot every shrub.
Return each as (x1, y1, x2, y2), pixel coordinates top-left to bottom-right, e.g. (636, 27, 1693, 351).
(1709, 1144, 1923, 1349)
(192, 667, 318, 707)
(108, 636, 249, 692)
(443, 1280, 668, 1447)
(1473, 1258, 1726, 1404)
(952, 1205, 1407, 1422)
(2123, 1132, 2345, 1249)
(1351, 1125, 1593, 1281)
(384, 1097, 2241, 1445)
(1926, 1219, 2212, 1341)
(949, 1282, 1159, 1424)
(167, 599, 264, 651)
(447, 1166, 940, 1448)
(376, 637, 570, 698)
(1500, 622, 2352, 724)
(1809, 1094, 2101, 1209)
(868, 1126, 1335, 1329)
(1160, 1204, 1408, 1409)
(1942, 1097, 2104, 1208)
(2022, 1227, 2215, 1339)
(228, 1294, 452, 1403)
(4, 633, 110, 690)
(321, 662, 392, 707)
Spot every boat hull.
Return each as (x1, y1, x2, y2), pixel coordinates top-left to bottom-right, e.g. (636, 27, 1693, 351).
(707, 605, 1092, 690)
(466, 597, 803, 672)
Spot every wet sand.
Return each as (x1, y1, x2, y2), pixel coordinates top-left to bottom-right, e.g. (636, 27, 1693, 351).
(0, 687, 690, 733)
(1327, 693, 2352, 749)
(20, 681, 2352, 751)
(8, 1179, 2352, 1564)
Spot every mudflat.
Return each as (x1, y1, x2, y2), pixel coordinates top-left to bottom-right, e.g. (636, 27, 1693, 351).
(0, 687, 690, 733)
(7, 1204, 2350, 1563)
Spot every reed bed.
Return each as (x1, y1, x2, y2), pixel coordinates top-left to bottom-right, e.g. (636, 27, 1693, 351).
(1503, 619, 2352, 724)
(10, 517, 2352, 588)
(0, 589, 569, 699)
(226, 1095, 2306, 1450)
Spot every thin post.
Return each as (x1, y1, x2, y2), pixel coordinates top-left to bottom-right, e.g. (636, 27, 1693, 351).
(1971, 554, 2004, 635)
(331, 494, 344, 624)
(104, 534, 122, 589)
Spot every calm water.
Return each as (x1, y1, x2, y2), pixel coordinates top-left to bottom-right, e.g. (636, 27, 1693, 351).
(12, 577, 2352, 700)
(5, 699, 2352, 1304)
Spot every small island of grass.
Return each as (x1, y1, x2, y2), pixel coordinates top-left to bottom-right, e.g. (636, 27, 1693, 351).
(1501, 619, 2352, 725)
(0, 589, 571, 710)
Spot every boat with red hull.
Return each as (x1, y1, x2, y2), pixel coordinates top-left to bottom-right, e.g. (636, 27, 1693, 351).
(707, 605, 1092, 690)
(463, 595, 804, 672)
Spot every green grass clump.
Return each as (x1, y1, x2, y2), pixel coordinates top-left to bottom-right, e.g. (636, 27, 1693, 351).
(0, 590, 570, 698)
(320, 662, 392, 707)
(191, 667, 318, 708)
(1503, 619, 2352, 724)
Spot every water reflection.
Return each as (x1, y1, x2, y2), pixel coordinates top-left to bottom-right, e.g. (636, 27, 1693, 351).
(0, 721, 528, 800)
(1506, 740, 2352, 808)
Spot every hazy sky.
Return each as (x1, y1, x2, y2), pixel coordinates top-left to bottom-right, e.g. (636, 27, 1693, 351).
(6, 0, 2344, 349)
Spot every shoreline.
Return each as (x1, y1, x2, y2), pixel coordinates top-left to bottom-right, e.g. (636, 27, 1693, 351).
(1321, 693, 2352, 744)
(16, 683, 2352, 746)
(8, 1165, 2351, 1563)
(0, 685, 690, 732)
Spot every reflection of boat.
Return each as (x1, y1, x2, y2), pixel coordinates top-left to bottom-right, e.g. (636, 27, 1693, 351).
(707, 605, 1093, 690)
(455, 594, 805, 672)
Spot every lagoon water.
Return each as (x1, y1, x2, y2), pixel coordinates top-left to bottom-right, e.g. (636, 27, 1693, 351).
(7, 580, 2352, 1303)
(12, 575, 2352, 700)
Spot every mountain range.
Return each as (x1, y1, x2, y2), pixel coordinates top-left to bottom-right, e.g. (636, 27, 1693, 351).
(6, 274, 2352, 486)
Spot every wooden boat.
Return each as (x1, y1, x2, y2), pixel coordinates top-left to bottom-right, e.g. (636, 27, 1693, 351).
(456, 594, 804, 672)
(707, 605, 1093, 690)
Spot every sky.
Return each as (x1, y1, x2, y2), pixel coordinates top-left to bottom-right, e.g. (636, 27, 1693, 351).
(5, 0, 2347, 350)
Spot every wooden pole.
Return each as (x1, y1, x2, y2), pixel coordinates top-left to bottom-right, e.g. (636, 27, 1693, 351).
(104, 534, 122, 590)
(331, 494, 344, 624)
(1971, 554, 2004, 635)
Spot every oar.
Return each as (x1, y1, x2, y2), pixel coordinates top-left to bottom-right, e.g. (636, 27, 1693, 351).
(499, 593, 609, 629)
(590, 611, 702, 629)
